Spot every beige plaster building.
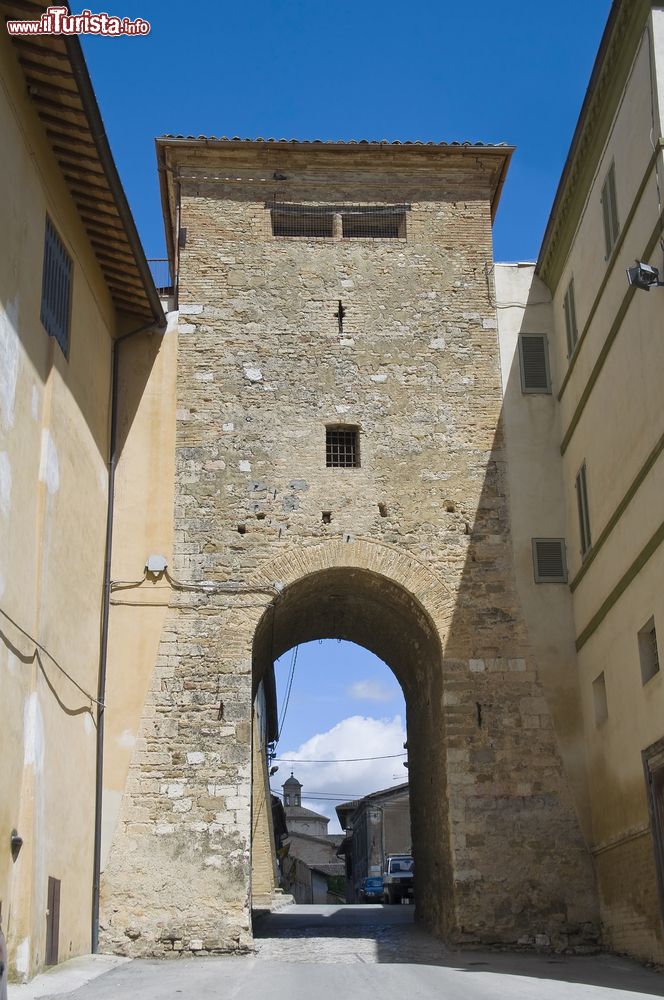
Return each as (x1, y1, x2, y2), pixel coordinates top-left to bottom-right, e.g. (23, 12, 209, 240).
(0, 11, 163, 982)
(495, 0, 664, 962)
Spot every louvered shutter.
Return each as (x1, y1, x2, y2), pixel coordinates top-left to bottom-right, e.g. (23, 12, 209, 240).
(519, 334, 551, 393)
(40, 217, 72, 356)
(532, 539, 567, 583)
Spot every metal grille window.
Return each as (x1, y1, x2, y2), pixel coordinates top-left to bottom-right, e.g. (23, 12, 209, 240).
(341, 207, 406, 239)
(601, 162, 620, 258)
(326, 426, 359, 468)
(269, 203, 409, 240)
(563, 278, 578, 357)
(532, 538, 567, 583)
(41, 217, 72, 357)
(518, 334, 551, 393)
(271, 206, 334, 238)
(575, 462, 592, 558)
(639, 618, 660, 685)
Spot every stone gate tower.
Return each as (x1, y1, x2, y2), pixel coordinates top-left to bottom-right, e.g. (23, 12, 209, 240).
(100, 138, 599, 955)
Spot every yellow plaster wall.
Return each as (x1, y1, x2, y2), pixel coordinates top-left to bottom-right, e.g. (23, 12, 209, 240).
(101, 314, 178, 868)
(0, 32, 117, 980)
(547, 17, 664, 962)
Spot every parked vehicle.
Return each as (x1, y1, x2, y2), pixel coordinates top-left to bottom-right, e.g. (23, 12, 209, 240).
(382, 854, 414, 904)
(359, 876, 384, 903)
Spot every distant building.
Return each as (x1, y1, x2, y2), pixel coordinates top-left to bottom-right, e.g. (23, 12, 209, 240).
(337, 784, 410, 902)
(280, 775, 345, 903)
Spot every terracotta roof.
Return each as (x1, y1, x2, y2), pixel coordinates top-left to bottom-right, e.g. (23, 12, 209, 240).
(3, 0, 164, 325)
(158, 135, 509, 147)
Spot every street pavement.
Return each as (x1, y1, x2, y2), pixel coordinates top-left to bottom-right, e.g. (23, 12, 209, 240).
(9, 904, 664, 1000)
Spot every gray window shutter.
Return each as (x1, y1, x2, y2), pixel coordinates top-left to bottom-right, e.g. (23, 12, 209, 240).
(601, 163, 619, 258)
(564, 279, 578, 357)
(40, 217, 72, 357)
(519, 334, 551, 393)
(532, 539, 567, 583)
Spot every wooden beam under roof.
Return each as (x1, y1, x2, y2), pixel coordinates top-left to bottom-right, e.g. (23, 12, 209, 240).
(3, 1, 164, 324)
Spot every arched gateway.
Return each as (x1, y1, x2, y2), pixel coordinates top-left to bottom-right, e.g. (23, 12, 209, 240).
(100, 139, 598, 956)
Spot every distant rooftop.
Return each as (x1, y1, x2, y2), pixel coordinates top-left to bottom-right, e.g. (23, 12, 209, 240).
(157, 135, 510, 148)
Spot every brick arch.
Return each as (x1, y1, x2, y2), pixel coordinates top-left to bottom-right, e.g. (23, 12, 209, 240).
(251, 535, 456, 636)
(249, 537, 457, 936)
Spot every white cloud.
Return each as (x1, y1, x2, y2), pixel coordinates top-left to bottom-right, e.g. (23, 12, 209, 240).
(347, 679, 395, 703)
(274, 714, 407, 833)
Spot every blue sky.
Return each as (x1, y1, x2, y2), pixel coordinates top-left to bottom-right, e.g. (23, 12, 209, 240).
(77, 2, 613, 828)
(80, 0, 611, 263)
(273, 640, 407, 832)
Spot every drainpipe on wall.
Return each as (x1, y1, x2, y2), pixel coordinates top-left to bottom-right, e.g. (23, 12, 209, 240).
(91, 320, 160, 953)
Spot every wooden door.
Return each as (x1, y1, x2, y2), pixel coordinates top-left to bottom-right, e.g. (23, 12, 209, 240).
(45, 877, 60, 966)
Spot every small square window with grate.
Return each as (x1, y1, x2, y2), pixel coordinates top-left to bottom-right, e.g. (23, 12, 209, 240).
(326, 426, 359, 468)
(532, 538, 567, 583)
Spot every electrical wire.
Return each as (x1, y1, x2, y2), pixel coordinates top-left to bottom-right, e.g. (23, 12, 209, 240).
(274, 751, 407, 763)
(0, 605, 101, 706)
(277, 644, 298, 737)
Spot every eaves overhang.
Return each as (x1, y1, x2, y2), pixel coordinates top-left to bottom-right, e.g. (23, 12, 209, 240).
(156, 136, 515, 274)
(2, 0, 165, 327)
(536, 0, 654, 289)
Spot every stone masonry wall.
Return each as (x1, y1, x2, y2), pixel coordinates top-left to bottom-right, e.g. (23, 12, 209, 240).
(100, 147, 599, 956)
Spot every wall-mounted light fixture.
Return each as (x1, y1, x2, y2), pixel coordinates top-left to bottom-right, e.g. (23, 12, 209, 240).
(626, 260, 664, 290)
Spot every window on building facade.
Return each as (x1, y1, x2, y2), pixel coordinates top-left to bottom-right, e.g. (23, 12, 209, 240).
(639, 617, 660, 685)
(601, 161, 620, 258)
(532, 538, 567, 583)
(575, 462, 592, 558)
(326, 426, 360, 468)
(269, 203, 408, 239)
(518, 334, 551, 393)
(271, 207, 334, 238)
(40, 217, 72, 357)
(563, 278, 578, 358)
(341, 208, 406, 239)
(593, 671, 608, 726)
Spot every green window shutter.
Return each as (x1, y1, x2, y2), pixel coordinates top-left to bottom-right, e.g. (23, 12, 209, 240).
(601, 163, 619, 258)
(563, 279, 578, 357)
(575, 462, 592, 557)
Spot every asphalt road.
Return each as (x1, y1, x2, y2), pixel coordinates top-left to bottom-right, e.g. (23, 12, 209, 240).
(13, 905, 664, 1000)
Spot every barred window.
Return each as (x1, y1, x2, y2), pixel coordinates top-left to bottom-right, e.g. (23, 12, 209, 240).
(271, 208, 334, 238)
(326, 426, 359, 468)
(269, 203, 409, 240)
(341, 208, 406, 239)
(40, 217, 72, 357)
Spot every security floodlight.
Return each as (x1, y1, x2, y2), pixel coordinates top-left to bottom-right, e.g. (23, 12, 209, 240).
(626, 260, 663, 290)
